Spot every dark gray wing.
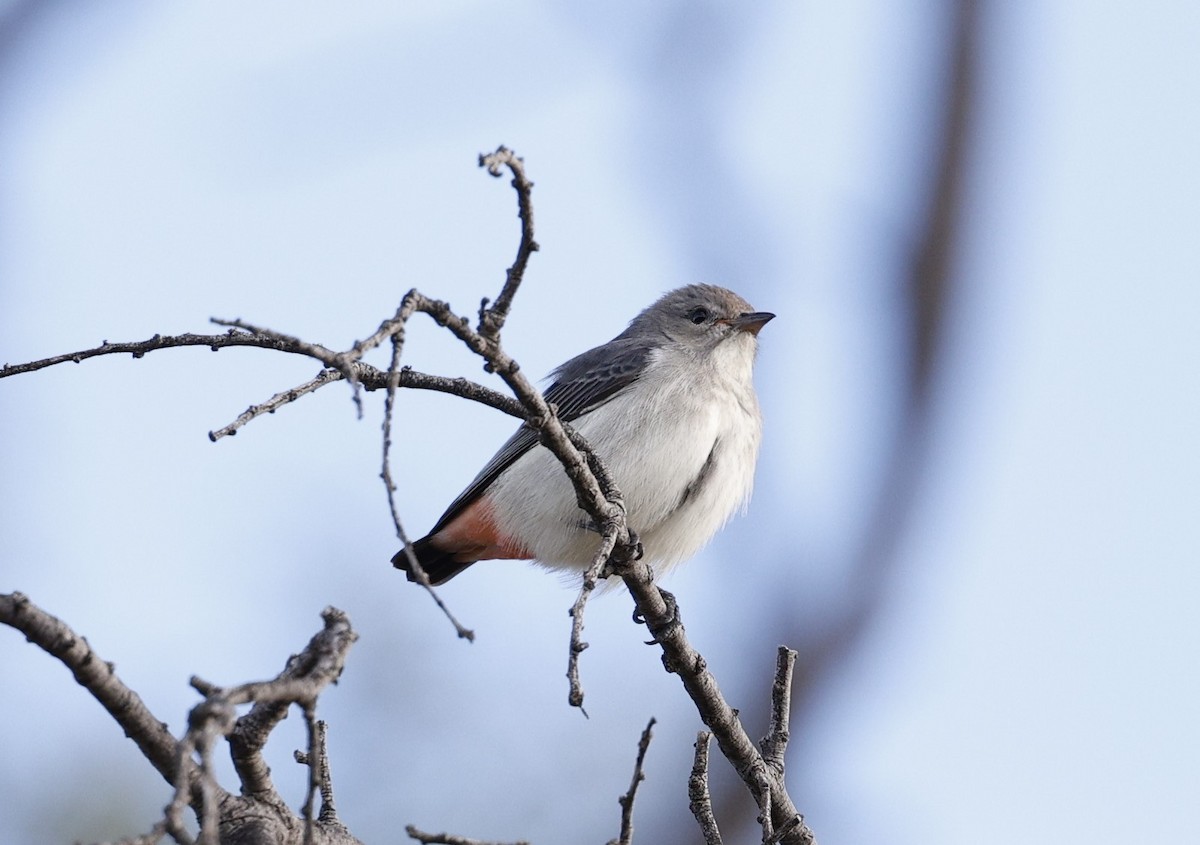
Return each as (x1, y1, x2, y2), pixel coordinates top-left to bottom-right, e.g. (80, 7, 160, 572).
(541, 336, 654, 421)
(425, 337, 654, 535)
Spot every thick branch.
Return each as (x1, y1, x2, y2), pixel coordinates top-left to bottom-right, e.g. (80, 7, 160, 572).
(226, 607, 358, 801)
(0, 592, 180, 785)
(0, 598, 362, 844)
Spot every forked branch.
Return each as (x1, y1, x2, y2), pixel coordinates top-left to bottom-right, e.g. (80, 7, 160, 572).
(0, 593, 361, 845)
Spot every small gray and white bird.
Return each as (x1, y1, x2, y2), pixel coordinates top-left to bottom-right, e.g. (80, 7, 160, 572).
(393, 284, 773, 585)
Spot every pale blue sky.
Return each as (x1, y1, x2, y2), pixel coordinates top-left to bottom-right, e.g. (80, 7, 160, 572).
(2, 3, 1197, 843)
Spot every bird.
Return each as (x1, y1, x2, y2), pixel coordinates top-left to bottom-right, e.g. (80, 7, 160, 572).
(392, 284, 773, 586)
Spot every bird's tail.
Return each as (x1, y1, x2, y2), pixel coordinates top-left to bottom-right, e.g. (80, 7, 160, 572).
(391, 537, 474, 586)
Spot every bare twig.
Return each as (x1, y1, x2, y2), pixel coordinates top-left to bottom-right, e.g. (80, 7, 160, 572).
(477, 145, 539, 340)
(405, 827, 530, 845)
(209, 318, 342, 366)
(2, 149, 574, 651)
(294, 720, 344, 828)
(2, 331, 524, 430)
(566, 521, 623, 713)
(208, 316, 371, 417)
(84, 822, 171, 845)
(299, 705, 321, 844)
(383, 329, 476, 641)
(209, 368, 342, 441)
(294, 712, 354, 843)
(1, 306, 506, 639)
(0, 329, 305, 377)
(761, 647, 798, 774)
(688, 732, 722, 845)
(563, 430, 636, 711)
(604, 557, 817, 845)
(607, 717, 656, 845)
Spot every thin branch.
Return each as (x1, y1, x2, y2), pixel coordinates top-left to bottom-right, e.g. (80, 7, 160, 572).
(760, 647, 797, 774)
(405, 827, 530, 845)
(688, 732, 722, 845)
(607, 717, 656, 845)
(209, 367, 342, 441)
(0, 330, 303, 378)
(4, 151, 561, 653)
(381, 320, 476, 641)
(299, 706, 320, 845)
(477, 145, 539, 340)
(2, 330, 526, 435)
(209, 363, 523, 443)
(566, 521, 623, 713)
(210, 316, 376, 419)
(209, 318, 343, 368)
(564, 427, 636, 712)
(294, 719, 343, 827)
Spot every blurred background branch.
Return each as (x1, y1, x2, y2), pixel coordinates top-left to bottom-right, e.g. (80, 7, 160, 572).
(784, 0, 979, 753)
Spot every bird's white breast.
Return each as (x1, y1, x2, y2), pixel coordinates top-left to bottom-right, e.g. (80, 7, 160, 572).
(486, 332, 763, 575)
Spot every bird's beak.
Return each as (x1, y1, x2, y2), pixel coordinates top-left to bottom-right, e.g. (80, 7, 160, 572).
(730, 311, 775, 336)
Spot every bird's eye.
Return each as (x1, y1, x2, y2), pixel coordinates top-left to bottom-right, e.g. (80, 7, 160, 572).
(688, 307, 710, 325)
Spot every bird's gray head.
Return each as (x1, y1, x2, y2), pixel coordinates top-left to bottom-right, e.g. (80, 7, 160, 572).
(622, 284, 774, 353)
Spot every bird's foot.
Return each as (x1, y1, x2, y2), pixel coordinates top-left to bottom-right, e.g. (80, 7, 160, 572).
(634, 588, 681, 644)
(623, 528, 644, 563)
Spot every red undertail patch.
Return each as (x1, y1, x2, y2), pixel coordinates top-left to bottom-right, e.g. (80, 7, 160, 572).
(428, 497, 533, 563)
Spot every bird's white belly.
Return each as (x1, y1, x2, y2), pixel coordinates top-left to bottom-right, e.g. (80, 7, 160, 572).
(487, 343, 762, 574)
